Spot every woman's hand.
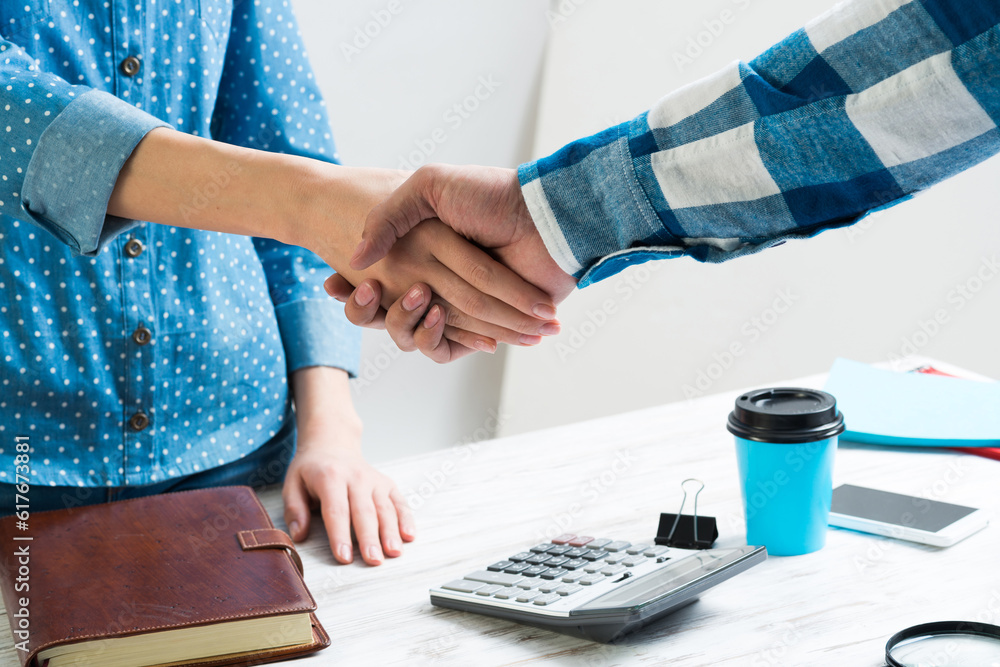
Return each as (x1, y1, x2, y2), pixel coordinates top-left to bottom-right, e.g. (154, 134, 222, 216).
(284, 366, 415, 566)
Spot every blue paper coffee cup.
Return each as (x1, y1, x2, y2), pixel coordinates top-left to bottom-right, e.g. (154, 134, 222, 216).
(728, 388, 845, 556)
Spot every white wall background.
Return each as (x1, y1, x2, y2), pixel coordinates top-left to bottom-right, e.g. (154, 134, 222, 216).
(295, 0, 1000, 456)
(293, 0, 550, 461)
(498, 0, 1000, 436)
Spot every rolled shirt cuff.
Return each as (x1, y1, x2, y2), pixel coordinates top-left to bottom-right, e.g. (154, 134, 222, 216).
(273, 298, 362, 377)
(21, 89, 171, 256)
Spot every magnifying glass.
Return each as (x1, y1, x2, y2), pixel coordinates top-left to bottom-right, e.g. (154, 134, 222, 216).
(886, 621, 1000, 667)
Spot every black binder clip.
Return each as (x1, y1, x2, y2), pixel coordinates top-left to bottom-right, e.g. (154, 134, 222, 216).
(655, 478, 718, 550)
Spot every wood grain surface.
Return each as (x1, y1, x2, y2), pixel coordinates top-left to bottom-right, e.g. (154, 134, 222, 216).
(2, 364, 997, 666)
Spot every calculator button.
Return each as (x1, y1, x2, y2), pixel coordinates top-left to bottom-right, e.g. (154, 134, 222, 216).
(601, 565, 626, 576)
(476, 585, 503, 596)
(544, 556, 569, 567)
(583, 563, 605, 574)
(622, 556, 646, 567)
(442, 580, 484, 593)
(585, 538, 612, 549)
(465, 571, 524, 587)
(504, 563, 530, 574)
(563, 558, 587, 570)
(533, 593, 562, 606)
(556, 584, 583, 596)
(538, 582, 562, 594)
(516, 590, 543, 603)
(626, 544, 651, 555)
(493, 587, 521, 599)
(508, 552, 533, 562)
(563, 547, 588, 558)
(521, 565, 547, 577)
(604, 541, 631, 552)
(526, 553, 552, 565)
(530, 543, 555, 553)
(550, 534, 576, 545)
(546, 545, 572, 556)
(603, 553, 626, 565)
(488, 560, 514, 571)
(644, 546, 669, 558)
(540, 568, 569, 580)
(568, 536, 594, 547)
(561, 571, 587, 583)
(516, 580, 538, 589)
(581, 549, 608, 561)
(579, 574, 606, 586)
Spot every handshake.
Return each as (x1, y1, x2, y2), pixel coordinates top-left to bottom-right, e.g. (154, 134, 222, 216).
(320, 164, 578, 364)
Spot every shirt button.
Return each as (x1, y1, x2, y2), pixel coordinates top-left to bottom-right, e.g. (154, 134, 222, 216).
(132, 325, 152, 346)
(120, 56, 141, 77)
(124, 238, 144, 258)
(129, 411, 150, 432)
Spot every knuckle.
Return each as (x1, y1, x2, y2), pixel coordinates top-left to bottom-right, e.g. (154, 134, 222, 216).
(460, 292, 489, 321)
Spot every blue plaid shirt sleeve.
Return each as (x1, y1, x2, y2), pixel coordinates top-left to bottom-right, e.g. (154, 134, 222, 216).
(210, 0, 361, 376)
(519, 0, 1000, 287)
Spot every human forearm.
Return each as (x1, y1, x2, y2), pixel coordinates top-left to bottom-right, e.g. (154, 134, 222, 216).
(108, 127, 392, 255)
(290, 366, 362, 447)
(520, 1, 1000, 286)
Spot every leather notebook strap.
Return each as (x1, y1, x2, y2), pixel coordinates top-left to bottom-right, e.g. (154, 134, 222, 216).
(237, 528, 304, 575)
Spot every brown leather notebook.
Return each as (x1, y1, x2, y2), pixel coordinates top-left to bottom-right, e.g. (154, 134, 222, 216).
(0, 486, 330, 667)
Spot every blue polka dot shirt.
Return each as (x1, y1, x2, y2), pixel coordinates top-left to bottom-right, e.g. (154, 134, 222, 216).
(0, 0, 362, 487)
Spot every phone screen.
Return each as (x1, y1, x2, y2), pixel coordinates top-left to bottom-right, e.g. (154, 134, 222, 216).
(831, 484, 977, 533)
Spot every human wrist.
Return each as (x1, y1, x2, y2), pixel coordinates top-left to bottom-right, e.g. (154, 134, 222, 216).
(291, 366, 363, 448)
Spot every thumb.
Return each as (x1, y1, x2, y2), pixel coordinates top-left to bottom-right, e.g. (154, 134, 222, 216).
(282, 469, 311, 542)
(350, 167, 440, 270)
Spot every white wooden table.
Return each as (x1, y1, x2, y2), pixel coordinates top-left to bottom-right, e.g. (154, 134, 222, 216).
(276, 362, 1000, 666)
(2, 362, 998, 666)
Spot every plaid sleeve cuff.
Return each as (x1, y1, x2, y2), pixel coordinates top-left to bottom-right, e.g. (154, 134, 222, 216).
(21, 89, 171, 256)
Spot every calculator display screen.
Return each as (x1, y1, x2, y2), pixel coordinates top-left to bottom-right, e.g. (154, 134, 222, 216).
(575, 548, 750, 613)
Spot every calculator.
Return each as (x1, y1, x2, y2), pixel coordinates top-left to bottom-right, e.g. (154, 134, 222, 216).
(430, 534, 766, 642)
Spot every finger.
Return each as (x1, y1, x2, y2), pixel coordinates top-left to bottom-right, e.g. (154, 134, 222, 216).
(390, 487, 417, 542)
(409, 305, 478, 363)
(431, 228, 558, 322)
(351, 167, 440, 270)
(419, 259, 559, 338)
(318, 477, 355, 564)
(342, 279, 388, 329)
(383, 283, 435, 352)
(281, 470, 310, 542)
(324, 274, 353, 302)
(348, 484, 384, 565)
(373, 485, 404, 558)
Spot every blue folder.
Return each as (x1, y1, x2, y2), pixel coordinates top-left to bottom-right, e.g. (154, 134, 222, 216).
(822, 358, 1000, 447)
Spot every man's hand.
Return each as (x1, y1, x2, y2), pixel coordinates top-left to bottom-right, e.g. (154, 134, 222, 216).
(329, 165, 577, 362)
(283, 366, 415, 566)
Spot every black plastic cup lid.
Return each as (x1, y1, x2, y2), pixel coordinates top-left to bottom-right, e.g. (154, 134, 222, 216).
(727, 387, 845, 444)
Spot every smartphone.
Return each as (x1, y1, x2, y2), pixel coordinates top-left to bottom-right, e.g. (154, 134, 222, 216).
(828, 484, 989, 547)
